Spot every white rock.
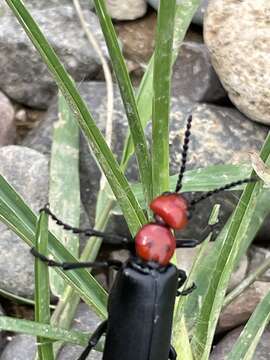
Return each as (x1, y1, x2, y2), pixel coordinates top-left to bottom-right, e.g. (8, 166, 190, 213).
(105, 0, 147, 20)
(204, 0, 270, 125)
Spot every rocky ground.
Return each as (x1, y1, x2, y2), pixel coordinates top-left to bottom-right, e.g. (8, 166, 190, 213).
(0, 0, 270, 359)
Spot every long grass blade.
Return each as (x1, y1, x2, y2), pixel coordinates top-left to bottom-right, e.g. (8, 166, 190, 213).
(152, 0, 176, 197)
(34, 211, 54, 360)
(0, 175, 108, 318)
(121, 0, 201, 169)
(93, 0, 152, 205)
(191, 133, 270, 360)
(49, 91, 80, 297)
(5, 0, 146, 235)
(0, 316, 103, 350)
(227, 291, 270, 360)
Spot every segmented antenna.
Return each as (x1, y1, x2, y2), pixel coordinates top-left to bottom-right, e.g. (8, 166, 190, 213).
(40, 204, 130, 245)
(175, 115, 193, 193)
(190, 177, 258, 206)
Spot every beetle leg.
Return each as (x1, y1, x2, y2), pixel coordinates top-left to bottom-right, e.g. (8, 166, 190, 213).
(176, 222, 219, 248)
(169, 344, 177, 360)
(77, 320, 107, 360)
(176, 269, 196, 296)
(30, 247, 123, 271)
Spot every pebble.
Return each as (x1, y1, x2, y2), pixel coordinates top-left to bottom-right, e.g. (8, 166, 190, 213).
(105, 0, 147, 20)
(0, 146, 48, 298)
(204, 0, 270, 124)
(218, 281, 270, 333)
(0, 6, 107, 109)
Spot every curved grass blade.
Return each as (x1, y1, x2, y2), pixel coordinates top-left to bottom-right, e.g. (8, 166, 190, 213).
(191, 133, 270, 360)
(49, 91, 81, 298)
(93, 0, 152, 205)
(0, 288, 55, 309)
(121, 0, 201, 169)
(0, 316, 103, 351)
(34, 211, 54, 360)
(152, 0, 176, 197)
(5, 0, 146, 235)
(227, 291, 270, 360)
(0, 175, 108, 318)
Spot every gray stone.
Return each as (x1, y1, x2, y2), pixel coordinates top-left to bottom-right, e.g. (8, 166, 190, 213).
(204, 0, 270, 124)
(0, 92, 15, 146)
(211, 326, 270, 359)
(218, 281, 270, 333)
(0, 0, 94, 14)
(0, 6, 107, 109)
(147, 0, 209, 26)
(22, 82, 269, 241)
(105, 0, 147, 20)
(172, 42, 226, 103)
(0, 304, 102, 360)
(0, 146, 48, 297)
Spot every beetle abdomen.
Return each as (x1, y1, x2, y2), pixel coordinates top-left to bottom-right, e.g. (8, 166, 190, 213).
(102, 260, 178, 360)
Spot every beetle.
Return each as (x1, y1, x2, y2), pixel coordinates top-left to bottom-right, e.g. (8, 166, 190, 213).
(31, 115, 256, 360)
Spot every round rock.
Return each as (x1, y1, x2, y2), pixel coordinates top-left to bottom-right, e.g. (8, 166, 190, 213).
(204, 0, 270, 124)
(0, 304, 101, 360)
(0, 146, 48, 298)
(0, 6, 107, 109)
(105, 0, 147, 20)
(0, 92, 15, 146)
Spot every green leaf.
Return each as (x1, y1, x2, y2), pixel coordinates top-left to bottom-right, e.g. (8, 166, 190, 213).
(152, 0, 176, 197)
(49, 91, 80, 297)
(0, 316, 103, 350)
(93, 0, 152, 205)
(227, 291, 270, 360)
(0, 175, 107, 318)
(121, 0, 201, 169)
(191, 133, 270, 360)
(34, 211, 54, 360)
(5, 0, 146, 235)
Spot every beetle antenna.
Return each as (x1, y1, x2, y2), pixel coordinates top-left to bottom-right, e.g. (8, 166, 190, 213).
(40, 204, 131, 245)
(175, 114, 193, 193)
(190, 177, 258, 206)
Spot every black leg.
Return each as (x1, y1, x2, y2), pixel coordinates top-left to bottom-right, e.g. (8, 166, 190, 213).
(176, 269, 196, 296)
(169, 345, 177, 360)
(176, 223, 219, 249)
(78, 320, 107, 360)
(30, 247, 123, 271)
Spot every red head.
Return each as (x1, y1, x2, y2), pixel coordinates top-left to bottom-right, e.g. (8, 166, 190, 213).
(150, 193, 189, 230)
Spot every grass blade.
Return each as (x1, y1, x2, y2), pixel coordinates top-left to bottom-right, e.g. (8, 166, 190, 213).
(0, 316, 103, 350)
(152, 0, 176, 197)
(49, 91, 80, 297)
(5, 0, 146, 235)
(191, 133, 270, 360)
(227, 291, 270, 360)
(93, 0, 152, 205)
(121, 0, 201, 169)
(34, 211, 54, 360)
(0, 175, 108, 318)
